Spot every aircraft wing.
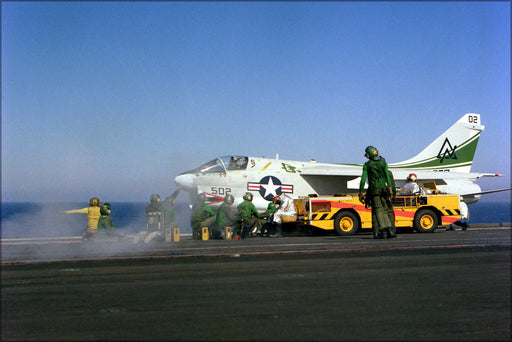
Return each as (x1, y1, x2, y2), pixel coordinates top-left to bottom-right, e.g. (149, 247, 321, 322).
(389, 170, 503, 182)
(298, 164, 362, 176)
(463, 188, 512, 196)
(298, 164, 502, 180)
(297, 164, 504, 197)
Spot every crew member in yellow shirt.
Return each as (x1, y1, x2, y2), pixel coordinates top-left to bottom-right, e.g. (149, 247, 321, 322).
(63, 197, 102, 240)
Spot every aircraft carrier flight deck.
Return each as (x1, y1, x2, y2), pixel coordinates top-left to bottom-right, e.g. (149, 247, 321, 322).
(2, 225, 510, 341)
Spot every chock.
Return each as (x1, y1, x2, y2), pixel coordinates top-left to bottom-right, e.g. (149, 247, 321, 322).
(225, 226, 232, 240)
(164, 227, 172, 242)
(201, 227, 209, 240)
(173, 227, 180, 242)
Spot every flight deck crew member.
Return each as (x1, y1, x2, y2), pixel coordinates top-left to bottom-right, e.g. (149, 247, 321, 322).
(63, 197, 102, 240)
(368, 147, 397, 238)
(359, 146, 394, 239)
(135, 194, 166, 243)
(271, 194, 297, 238)
(214, 194, 240, 239)
(237, 192, 260, 238)
(136, 193, 176, 244)
(385, 170, 397, 238)
(260, 199, 277, 224)
(262, 200, 278, 220)
(161, 195, 178, 232)
(398, 173, 421, 195)
(260, 196, 279, 237)
(190, 193, 216, 240)
(146, 194, 161, 212)
(145, 194, 163, 233)
(96, 202, 119, 239)
(446, 198, 470, 231)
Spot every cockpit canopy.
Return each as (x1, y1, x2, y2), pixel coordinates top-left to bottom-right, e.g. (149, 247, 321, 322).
(190, 156, 248, 174)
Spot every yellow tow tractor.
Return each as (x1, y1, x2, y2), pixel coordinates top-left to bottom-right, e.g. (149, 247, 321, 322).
(293, 191, 462, 236)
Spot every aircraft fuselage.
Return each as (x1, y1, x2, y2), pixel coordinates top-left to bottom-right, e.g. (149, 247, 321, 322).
(174, 155, 485, 212)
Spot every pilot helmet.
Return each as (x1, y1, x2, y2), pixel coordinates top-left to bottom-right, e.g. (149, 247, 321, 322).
(407, 173, 417, 182)
(150, 194, 161, 203)
(89, 197, 101, 207)
(224, 194, 234, 205)
(243, 192, 253, 201)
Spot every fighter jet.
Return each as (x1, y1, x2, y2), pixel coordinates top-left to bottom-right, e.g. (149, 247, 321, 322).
(175, 113, 509, 211)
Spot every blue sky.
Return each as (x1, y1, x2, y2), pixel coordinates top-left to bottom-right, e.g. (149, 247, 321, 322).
(2, 1, 510, 203)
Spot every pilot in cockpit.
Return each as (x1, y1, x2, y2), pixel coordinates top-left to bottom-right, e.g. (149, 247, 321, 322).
(228, 156, 247, 170)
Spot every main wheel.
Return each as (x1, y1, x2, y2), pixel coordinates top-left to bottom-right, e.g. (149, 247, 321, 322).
(414, 209, 438, 233)
(333, 211, 359, 236)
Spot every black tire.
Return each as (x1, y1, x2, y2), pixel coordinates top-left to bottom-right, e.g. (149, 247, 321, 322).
(333, 211, 359, 236)
(414, 209, 438, 233)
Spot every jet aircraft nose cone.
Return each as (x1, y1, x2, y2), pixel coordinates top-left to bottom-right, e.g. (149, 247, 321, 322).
(174, 173, 195, 191)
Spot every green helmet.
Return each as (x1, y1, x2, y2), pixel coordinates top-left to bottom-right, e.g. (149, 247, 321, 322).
(243, 192, 253, 201)
(365, 146, 379, 159)
(197, 193, 206, 203)
(150, 194, 160, 203)
(100, 206, 109, 215)
(224, 194, 234, 205)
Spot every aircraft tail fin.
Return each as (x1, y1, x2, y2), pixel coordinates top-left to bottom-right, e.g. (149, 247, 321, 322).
(389, 113, 484, 173)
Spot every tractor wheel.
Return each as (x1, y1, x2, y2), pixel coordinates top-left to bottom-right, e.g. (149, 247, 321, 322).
(414, 209, 438, 233)
(334, 211, 359, 236)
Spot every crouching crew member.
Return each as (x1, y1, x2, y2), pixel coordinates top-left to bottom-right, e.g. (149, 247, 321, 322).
(237, 192, 260, 238)
(190, 193, 216, 240)
(259, 198, 278, 237)
(214, 194, 241, 239)
(269, 194, 297, 238)
(447, 198, 470, 231)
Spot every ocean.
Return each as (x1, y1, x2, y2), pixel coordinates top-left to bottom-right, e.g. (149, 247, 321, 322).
(1, 200, 511, 239)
